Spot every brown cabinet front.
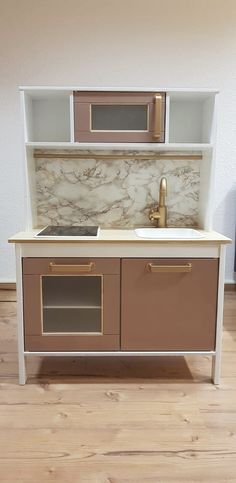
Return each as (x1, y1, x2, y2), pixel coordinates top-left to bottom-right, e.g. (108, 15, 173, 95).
(23, 258, 120, 351)
(121, 258, 219, 351)
(74, 91, 166, 143)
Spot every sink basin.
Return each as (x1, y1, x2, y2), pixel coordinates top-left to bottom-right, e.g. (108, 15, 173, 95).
(135, 228, 205, 239)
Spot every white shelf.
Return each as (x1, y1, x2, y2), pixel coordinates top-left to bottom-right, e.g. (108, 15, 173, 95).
(20, 86, 219, 93)
(169, 93, 216, 144)
(44, 305, 101, 309)
(43, 307, 102, 333)
(22, 91, 72, 143)
(26, 141, 213, 151)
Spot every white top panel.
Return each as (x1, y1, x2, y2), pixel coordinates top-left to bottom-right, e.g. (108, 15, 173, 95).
(19, 86, 219, 94)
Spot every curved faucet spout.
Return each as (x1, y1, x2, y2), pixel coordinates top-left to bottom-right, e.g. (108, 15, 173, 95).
(159, 177, 167, 207)
(149, 176, 168, 227)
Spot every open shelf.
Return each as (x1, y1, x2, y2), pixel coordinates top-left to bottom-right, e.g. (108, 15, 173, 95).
(43, 307, 102, 333)
(168, 92, 216, 144)
(42, 275, 102, 308)
(21, 88, 217, 147)
(44, 305, 101, 309)
(23, 90, 71, 142)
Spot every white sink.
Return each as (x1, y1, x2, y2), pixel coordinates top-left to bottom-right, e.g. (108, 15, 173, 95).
(135, 228, 205, 239)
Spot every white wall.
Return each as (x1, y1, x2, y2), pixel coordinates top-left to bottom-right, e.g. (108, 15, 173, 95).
(1, 0, 236, 282)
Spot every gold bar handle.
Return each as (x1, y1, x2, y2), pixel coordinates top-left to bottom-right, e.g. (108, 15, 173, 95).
(49, 262, 94, 273)
(147, 263, 192, 273)
(153, 94, 162, 140)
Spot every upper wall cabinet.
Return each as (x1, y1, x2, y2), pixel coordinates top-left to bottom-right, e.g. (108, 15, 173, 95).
(21, 87, 217, 148)
(74, 91, 166, 143)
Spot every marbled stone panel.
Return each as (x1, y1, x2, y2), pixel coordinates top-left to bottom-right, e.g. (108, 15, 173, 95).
(35, 151, 200, 228)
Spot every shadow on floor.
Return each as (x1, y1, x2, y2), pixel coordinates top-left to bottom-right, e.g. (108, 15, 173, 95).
(27, 355, 203, 384)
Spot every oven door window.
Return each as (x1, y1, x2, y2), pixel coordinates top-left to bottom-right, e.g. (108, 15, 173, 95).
(41, 275, 102, 334)
(91, 104, 148, 132)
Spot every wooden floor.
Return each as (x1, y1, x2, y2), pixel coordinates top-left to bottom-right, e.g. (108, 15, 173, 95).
(0, 290, 236, 482)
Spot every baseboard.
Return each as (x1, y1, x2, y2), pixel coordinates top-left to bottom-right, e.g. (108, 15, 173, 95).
(0, 283, 16, 290)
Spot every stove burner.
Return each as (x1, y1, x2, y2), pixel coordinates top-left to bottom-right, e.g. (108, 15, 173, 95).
(36, 226, 99, 237)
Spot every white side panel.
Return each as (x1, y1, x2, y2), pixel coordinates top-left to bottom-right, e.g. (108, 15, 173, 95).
(15, 245, 26, 384)
(25, 146, 37, 229)
(69, 93, 75, 142)
(212, 244, 226, 384)
(165, 93, 170, 143)
(202, 96, 216, 144)
(199, 95, 217, 229)
(21, 91, 32, 143)
(198, 150, 214, 230)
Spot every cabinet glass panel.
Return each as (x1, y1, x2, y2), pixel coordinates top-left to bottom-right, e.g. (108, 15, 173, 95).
(41, 275, 102, 333)
(91, 105, 148, 131)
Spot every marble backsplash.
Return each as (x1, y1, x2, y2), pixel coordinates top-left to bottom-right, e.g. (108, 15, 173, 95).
(35, 150, 200, 228)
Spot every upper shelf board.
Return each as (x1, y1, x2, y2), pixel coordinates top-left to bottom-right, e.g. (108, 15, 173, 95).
(25, 141, 214, 151)
(19, 86, 219, 95)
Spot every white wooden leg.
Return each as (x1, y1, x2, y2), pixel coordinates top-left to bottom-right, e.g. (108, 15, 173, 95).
(211, 245, 226, 385)
(211, 354, 221, 385)
(18, 353, 26, 385)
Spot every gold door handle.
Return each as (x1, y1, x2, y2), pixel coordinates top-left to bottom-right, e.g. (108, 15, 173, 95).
(153, 94, 162, 140)
(49, 262, 94, 273)
(147, 263, 192, 273)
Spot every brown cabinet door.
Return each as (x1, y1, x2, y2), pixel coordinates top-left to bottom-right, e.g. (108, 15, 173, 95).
(23, 258, 120, 351)
(74, 91, 166, 143)
(121, 258, 219, 351)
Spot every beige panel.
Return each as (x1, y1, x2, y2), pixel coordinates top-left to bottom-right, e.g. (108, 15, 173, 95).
(74, 130, 165, 143)
(25, 335, 119, 351)
(23, 257, 120, 275)
(20, 242, 221, 259)
(74, 91, 165, 103)
(121, 258, 219, 351)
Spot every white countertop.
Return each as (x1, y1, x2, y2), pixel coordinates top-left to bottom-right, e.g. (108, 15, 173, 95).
(8, 229, 231, 244)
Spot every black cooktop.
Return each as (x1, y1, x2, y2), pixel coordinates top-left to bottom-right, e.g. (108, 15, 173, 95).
(36, 226, 99, 237)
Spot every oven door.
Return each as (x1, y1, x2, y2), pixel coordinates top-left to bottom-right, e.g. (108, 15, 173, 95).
(23, 257, 120, 351)
(74, 91, 165, 143)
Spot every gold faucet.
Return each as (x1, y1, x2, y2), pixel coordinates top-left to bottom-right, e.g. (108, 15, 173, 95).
(149, 177, 167, 227)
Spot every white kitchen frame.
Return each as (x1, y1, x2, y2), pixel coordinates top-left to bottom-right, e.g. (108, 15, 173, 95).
(12, 85, 229, 385)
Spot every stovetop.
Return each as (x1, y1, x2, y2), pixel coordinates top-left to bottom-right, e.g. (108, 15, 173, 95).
(35, 226, 99, 237)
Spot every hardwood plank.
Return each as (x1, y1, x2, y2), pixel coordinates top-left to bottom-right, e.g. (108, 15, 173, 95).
(0, 284, 16, 291)
(0, 460, 236, 482)
(0, 402, 205, 429)
(0, 289, 17, 302)
(0, 291, 236, 482)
